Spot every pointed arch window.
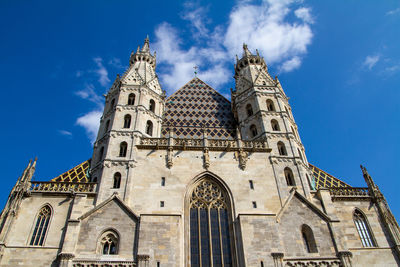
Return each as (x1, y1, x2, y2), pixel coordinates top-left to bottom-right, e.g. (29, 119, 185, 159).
(123, 114, 131, 128)
(149, 99, 156, 112)
(119, 142, 127, 157)
(146, 120, 153, 136)
(105, 120, 110, 133)
(113, 172, 121, 189)
(189, 179, 233, 267)
(301, 224, 318, 253)
(99, 230, 119, 255)
(30, 205, 51, 246)
(284, 167, 295, 186)
(110, 98, 116, 111)
(250, 124, 258, 138)
(271, 119, 280, 131)
(128, 93, 135, 105)
(98, 147, 104, 162)
(246, 104, 253, 117)
(277, 142, 287, 156)
(266, 99, 275, 111)
(354, 209, 376, 247)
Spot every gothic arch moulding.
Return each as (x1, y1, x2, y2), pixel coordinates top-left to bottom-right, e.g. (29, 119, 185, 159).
(184, 171, 238, 267)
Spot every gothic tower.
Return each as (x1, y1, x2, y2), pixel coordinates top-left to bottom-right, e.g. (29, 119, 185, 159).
(232, 44, 313, 197)
(91, 37, 165, 203)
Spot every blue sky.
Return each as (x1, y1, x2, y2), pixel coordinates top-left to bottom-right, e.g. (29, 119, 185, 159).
(1, 0, 400, 218)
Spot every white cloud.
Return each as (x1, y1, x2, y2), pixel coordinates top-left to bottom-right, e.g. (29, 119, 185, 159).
(76, 109, 103, 143)
(295, 7, 314, 24)
(58, 130, 72, 137)
(93, 57, 110, 87)
(280, 56, 301, 72)
(224, 0, 313, 66)
(154, 0, 314, 92)
(108, 57, 124, 69)
(363, 55, 380, 70)
(181, 5, 210, 40)
(386, 8, 400, 15)
(75, 83, 103, 107)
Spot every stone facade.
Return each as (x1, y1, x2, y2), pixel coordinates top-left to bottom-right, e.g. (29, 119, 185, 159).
(0, 38, 399, 267)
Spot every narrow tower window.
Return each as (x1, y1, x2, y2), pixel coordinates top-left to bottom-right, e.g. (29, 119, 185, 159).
(284, 167, 295, 186)
(277, 142, 287, 156)
(119, 142, 128, 157)
(100, 231, 118, 255)
(298, 148, 304, 162)
(271, 119, 280, 131)
(249, 180, 254, 189)
(353, 209, 376, 247)
(246, 104, 253, 117)
(146, 120, 153, 136)
(149, 99, 155, 112)
(161, 177, 165, 186)
(123, 114, 131, 128)
(30, 205, 52, 246)
(98, 147, 104, 162)
(252, 201, 257, 208)
(113, 172, 121, 189)
(266, 99, 275, 111)
(302, 224, 318, 253)
(250, 124, 258, 138)
(128, 93, 135, 105)
(110, 98, 116, 111)
(105, 120, 110, 133)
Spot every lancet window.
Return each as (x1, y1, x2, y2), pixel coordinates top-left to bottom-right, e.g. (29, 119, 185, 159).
(128, 93, 135, 105)
(301, 224, 318, 253)
(30, 205, 51, 246)
(149, 99, 155, 112)
(246, 104, 253, 117)
(353, 209, 376, 247)
(189, 179, 233, 267)
(123, 114, 131, 128)
(146, 121, 153, 136)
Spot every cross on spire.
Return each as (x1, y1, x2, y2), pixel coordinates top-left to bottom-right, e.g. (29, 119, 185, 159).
(194, 66, 199, 77)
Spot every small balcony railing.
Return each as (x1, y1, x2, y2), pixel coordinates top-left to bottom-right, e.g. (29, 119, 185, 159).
(329, 187, 370, 198)
(30, 182, 97, 193)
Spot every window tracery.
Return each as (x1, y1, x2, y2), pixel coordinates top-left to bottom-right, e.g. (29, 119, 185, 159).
(100, 231, 118, 255)
(354, 209, 376, 247)
(189, 179, 233, 267)
(30, 205, 51, 246)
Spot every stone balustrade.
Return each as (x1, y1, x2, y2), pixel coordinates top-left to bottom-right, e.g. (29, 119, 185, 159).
(30, 182, 97, 193)
(72, 260, 135, 267)
(138, 137, 271, 152)
(329, 187, 370, 199)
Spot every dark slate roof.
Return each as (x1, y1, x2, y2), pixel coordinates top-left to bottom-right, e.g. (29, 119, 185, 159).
(161, 78, 237, 139)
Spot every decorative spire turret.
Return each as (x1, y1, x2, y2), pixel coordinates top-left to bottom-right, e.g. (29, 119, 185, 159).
(234, 44, 268, 78)
(129, 36, 156, 68)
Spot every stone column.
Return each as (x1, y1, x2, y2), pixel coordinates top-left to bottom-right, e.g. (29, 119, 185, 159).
(338, 251, 353, 267)
(271, 252, 284, 267)
(137, 254, 150, 267)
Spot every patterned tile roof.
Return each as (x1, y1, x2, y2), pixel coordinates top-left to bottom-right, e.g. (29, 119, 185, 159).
(309, 163, 351, 188)
(161, 78, 237, 139)
(50, 160, 90, 183)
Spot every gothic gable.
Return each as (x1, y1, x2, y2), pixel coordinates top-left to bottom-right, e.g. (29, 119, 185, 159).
(76, 195, 139, 258)
(161, 78, 236, 139)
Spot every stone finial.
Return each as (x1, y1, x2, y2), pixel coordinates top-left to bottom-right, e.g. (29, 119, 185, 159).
(242, 43, 252, 57)
(142, 36, 150, 52)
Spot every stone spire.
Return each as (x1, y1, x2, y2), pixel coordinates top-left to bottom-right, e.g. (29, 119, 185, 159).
(129, 36, 156, 68)
(242, 43, 253, 57)
(141, 35, 150, 52)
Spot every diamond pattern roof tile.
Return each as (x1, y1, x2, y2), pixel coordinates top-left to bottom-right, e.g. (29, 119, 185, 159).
(161, 78, 236, 139)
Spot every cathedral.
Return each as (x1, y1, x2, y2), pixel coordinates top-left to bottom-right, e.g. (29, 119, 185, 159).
(0, 37, 399, 267)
